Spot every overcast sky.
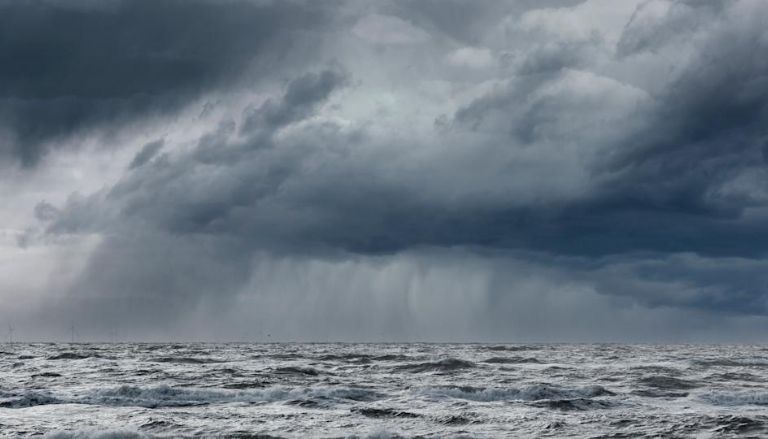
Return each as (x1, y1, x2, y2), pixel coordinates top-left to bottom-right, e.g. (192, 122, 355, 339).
(2, 0, 768, 342)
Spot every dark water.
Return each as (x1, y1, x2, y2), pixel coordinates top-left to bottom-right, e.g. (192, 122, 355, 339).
(1, 343, 767, 437)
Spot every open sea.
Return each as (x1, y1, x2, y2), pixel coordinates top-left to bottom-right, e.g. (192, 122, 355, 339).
(1, 343, 767, 438)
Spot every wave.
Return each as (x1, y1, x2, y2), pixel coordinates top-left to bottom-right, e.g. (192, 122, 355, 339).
(2, 385, 384, 409)
(629, 365, 682, 376)
(47, 352, 97, 360)
(712, 415, 766, 434)
(433, 414, 478, 425)
(150, 356, 225, 364)
(636, 375, 700, 390)
(32, 372, 63, 378)
(89, 385, 382, 408)
(45, 429, 288, 439)
(693, 358, 768, 368)
(272, 366, 322, 376)
(483, 356, 541, 364)
(706, 372, 762, 382)
(83, 385, 226, 408)
(631, 389, 689, 398)
(44, 431, 151, 439)
(418, 384, 614, 402)
(0, 391, 61, 408)
(313, 353, 415, 363)
(372, 354, 413, 361)
(527, 398, 614, 411)
(353, 407, 421, 419)
(701, 390, 768, 406)
(266, 353, 304, 360)
(393, 358, 475, 373)
(222, 380, 270, 390)
(483, 345, 539, 352)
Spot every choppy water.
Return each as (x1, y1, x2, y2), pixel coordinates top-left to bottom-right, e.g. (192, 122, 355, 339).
(1, 344, 768, 438)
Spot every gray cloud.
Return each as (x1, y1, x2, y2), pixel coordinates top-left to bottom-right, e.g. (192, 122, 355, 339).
(240, 69, 348, 135)
(0, 0, 336, 166)
(6, 0, 768, 341)
(129, 139, 164, 169)
(448, 0, 768, 257)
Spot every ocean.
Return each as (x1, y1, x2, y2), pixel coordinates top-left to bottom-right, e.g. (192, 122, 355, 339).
(1, 343, 767, 437)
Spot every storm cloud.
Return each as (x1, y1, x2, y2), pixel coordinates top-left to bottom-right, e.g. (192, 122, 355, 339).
(3, 0, 768, 341)
(0, 0, 335, 166)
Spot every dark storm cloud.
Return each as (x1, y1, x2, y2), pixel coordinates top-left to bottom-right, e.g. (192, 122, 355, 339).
(51, 68, 356, 243)
(22, 0, 768, 337)
(0, 0, 335, 166)
(606, 6, 768, 207)
(49, 0, 768, 259)
(447, 0, 768, 257)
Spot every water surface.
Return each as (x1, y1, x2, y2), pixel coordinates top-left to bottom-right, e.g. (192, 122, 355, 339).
(1, 343, 767, 437)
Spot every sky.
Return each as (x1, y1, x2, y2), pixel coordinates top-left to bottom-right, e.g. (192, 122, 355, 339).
(2, 0, 768, 342)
